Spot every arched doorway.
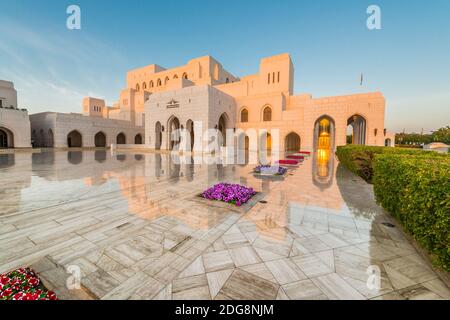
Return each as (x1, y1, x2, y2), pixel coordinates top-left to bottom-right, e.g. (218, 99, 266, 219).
(347, 114, 367, 145)
(135, 134, 143, 144)
(385, 138, 392, 147)
(116, 132, 126, 144)
(285, 132, 300, 153)
(155, 121, 162, 150)
(48, 129, 54, 147)
(186, 119, 194, 151)
(95, 132, 106, 147)
(218, 113, 228, 146)
(313, 116, 335, 151)
(67, 130, 82, 148)
(0, 127, 13, 148)
(313, 116, 335, 188)
(168, 116, 180, 150)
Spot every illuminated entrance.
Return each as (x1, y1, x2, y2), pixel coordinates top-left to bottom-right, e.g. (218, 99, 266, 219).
(314, 116, 335, 151)
(313, 116, 335, 182)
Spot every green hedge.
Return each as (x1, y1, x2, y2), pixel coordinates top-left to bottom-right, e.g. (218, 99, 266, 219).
(373, 154, 450, 271)
(335, 145, 435, 183)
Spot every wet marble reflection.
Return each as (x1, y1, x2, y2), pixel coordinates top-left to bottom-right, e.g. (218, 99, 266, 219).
(0, 154, 15, 168)
(0, 150, 447, 300)
(95, 150, 107, 163)
(68, 151, 83, 165)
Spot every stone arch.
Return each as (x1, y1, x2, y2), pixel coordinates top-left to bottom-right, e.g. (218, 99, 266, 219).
(262, 105, 272, 121)
(240, 108, 249, 123)
(167, 115, 181, 150)
(95, 131, 107, 147)
(134, 133, 143, 144)
(385, 138, 392, 147)
(116, 132, 126, 144)
(285, 132, 301, 153)
(0, 126, 14, 148)
(67, 130, 82, 148)
(347, 114, 367, 145)
(218, 112, 229, 146)
(313, 115, 335, 151)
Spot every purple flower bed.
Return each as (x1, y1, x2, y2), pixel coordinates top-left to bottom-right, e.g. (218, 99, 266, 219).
(201, 183, 256, 207)
(254, 165, 288, 175)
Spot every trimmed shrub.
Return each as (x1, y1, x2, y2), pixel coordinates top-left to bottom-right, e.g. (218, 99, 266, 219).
(373, 154, 450, 271)
(335, 145, 439, 183)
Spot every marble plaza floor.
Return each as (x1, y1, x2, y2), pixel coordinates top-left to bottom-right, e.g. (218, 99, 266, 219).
(0, 150, 448, 300)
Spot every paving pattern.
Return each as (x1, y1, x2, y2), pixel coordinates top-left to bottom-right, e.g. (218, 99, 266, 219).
(0, 150, 448, 300)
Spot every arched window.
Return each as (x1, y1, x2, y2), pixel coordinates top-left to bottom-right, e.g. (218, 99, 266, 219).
(116, 132, 126, 144)
(136, 84, 140, 91)
(226, 78, 229, 83)
(135, 134, 143, 144)
(240, 108, 249, 123)
(267, 73, 270, 84)
(94, 132, 106, 147)
(182, 72, 188, 80)
(149, 81, 154, 88)
(173, 74, 178, 79)
(157, 79, 162, 86)
(67, 130, 82, 148)
(165, 76, 169, 85)
(263, 106, 272, 121)
(143, 82, 147, 90)
(285, 132, 301, 152)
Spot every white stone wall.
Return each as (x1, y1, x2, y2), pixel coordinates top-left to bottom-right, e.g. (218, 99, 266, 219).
(30, 112, 144, 148)
(145, 85, 236, 151)
(0, 108, 31, 148)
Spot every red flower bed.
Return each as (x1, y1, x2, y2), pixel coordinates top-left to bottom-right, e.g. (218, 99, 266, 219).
(276, 159, 299, 166)
(298, 151, 311, 155)
(1, 268, 58, 300)
(286, 155, 305, 160)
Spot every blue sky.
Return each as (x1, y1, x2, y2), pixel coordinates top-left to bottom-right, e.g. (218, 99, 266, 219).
(0, 0, 449, 132)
